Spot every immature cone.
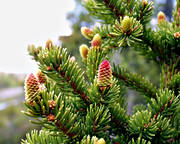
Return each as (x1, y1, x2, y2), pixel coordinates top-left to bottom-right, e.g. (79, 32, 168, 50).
(121, 16, 132, 33)
(174, 32, 180, 38)
(142, 0, 147, 7)
(96, 138, 106, 144)
(80, 44, 89, 59)
(25, 73, 40, 102)
(91, 34, 101, 47)
(46, 39, 53, 50)
(97, 60, 112, 87)
(48, 100, 56, 109)
(92, 136, 98, 143)
(81, 27, 94, 39)
(37, 70, 47, 84)
(157, 11, 166, 24)
(27, 45, 42, 61)
(47, 114, 55, 121)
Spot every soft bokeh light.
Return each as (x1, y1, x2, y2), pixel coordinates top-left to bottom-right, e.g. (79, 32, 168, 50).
(0, 0, 75, 74)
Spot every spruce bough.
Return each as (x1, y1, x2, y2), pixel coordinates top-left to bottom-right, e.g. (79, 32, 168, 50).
(22, 0, 180, 143)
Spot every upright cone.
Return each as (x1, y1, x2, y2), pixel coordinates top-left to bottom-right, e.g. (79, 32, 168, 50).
(157, 11, 166, 24)
(121, 16, 132, 33)
(46, 39, 53, 50)
(37, 70, 47, 84)
(79, 44, 89, 59)
(97, 138, 106, 144)
(97, 60, 112, 87)
(91, 34, 101, 47)
(81, 27, 94, 39)
(174, 32, 180, 38)
(25, 73, 40, 102)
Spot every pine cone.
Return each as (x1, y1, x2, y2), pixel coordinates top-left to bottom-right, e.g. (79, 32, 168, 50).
(25, 73, 40, 102)
(91, 34, 101, 47)
(157, 11, 166, 24)
(46, 39, 53, 50)
(96, 138, 106, 144)
(97, 60, 112, 87)
(121, 16, 132, 33)
(79, 44, 89, 59)
(81, 27, 94, 39)
(174, 32, 180, 38)
(48, 100, 56, 109)
(47, 114, 55, 121)
(37, 70, 47, 84)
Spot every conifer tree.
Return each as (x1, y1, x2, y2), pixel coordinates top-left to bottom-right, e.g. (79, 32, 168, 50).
(22, 0, 180, 143)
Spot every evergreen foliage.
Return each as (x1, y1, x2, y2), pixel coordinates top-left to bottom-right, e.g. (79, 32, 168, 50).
(22, 0, 180, 143)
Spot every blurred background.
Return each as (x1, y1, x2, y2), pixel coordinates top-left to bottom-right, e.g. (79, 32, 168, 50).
(0, 0, 176, 143)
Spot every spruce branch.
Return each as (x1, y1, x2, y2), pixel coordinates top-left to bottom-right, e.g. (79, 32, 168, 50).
(147, 89, 180, 143)
(28, 44, 42, 61)
(102, 0, 124, 19)
(129, 110, 158, 141)
(167, 72, 180, 95)
(22, 90, 81, 139)
(134, 0, 153, 25)
(148, 89, 180, 120)
(129, 110, 175, 143)
(113, 64, 158, 100)
(83, 0, 127, 24)
(160, 63, 180, 89)
(38, 46, 91, 106)
(109, 103, 129, 136)
(84, 104, 111, 138)
(79, 135, 106, 144)
(83, 0, 116, 24)
(86, 45, 106, 83)
(90, 16, 143, 52)
(21, 129, 65, 144)
(133, 16, 180, 69)
(128, 135, 151, 144)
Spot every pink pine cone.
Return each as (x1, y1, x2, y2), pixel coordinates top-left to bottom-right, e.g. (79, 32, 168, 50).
(37, 70, 47, 84)
(91, 34, 101, 47)
(25, 73, 40, 102)
(97, 60, 112, 87)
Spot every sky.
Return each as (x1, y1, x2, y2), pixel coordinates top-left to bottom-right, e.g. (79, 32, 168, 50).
(0, 0, 75, 74)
